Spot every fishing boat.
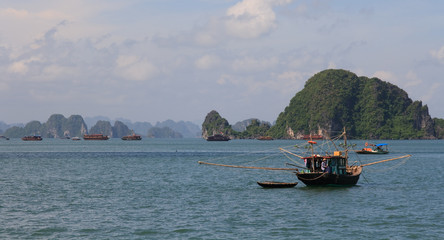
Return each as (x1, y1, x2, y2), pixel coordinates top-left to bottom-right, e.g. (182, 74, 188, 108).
(280, 129, 409, 186)
(301, 134, 323, 140)
(257, 181, 298, 188)
(22, 135, 42, 141)
(356, 143, 389, 154)
(121, 133, 142, 140)
(286, 134, 363, 186)
(206, 134, 230, 141)
(83, 134, 109, 140)
(257, 136, 273, 140)
(199, 128, 411, 187)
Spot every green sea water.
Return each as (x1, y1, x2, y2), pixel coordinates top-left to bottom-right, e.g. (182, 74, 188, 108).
(0, 138, 443, 239)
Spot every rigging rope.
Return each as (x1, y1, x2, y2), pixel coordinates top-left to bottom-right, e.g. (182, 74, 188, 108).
(197, 161, 298, 171)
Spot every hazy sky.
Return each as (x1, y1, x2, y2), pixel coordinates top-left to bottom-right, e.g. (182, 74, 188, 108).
(1, 0, 444, 125)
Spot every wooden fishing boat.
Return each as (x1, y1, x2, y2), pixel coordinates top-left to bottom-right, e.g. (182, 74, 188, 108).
(280, 129, 409, 186)
(356, 143, 389, 154)
(199, 128, 411, 187)
(121, 133, 142, 140)
(257, 136, 273, 140)
(257, 181, 298, 188)
(83, 134, 109, 140)
(291, 130, 365, 186)
(206, 134, 230, 141)
(301, 134, 323, 140)
(22, 135, 42, 141)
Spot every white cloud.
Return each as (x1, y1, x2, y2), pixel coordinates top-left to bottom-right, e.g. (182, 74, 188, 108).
(115, 55, 158, 81)
(195, 55, 220, 70)
(225, 0, 292, 39)
(8, 61, 28, 74)
(7, 56, 43, 75)
(431, 45, 444, 61)
(232, 56, 278, 72)
(405, 71, 422, 87)
(0, 8, 29, 18)
(373, 70, 397, 83)
(421, 83, 441, 102)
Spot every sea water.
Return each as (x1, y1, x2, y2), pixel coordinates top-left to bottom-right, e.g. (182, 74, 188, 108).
(0, 138, 443, 239)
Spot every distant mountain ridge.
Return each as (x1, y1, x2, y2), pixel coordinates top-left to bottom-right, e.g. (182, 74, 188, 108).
(3, 114, 201, 138)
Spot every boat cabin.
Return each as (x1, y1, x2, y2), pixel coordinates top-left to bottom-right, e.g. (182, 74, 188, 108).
(302, 152, 348, 175)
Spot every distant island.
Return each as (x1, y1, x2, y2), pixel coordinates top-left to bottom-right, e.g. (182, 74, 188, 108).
(0, 115, 201, 139)
(202, 69, 444, 140)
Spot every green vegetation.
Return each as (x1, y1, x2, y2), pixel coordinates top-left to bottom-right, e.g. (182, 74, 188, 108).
(238, 119, 271, 139)
(268, 69, 436, 139)
(201, 110, 235, 138)
(434, 118, 444, 139)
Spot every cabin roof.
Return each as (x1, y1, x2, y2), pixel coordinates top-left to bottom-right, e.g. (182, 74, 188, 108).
(375, 143, 388, 146)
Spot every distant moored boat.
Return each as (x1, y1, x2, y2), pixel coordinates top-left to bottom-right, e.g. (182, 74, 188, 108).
(121, 134, 142, 140)
(22, 135, 43, 141)
(206, 134, 230, 141)
(83, 134, 109, 140)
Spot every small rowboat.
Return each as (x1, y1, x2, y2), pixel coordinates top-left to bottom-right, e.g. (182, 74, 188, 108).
(257, 181, 298, 188)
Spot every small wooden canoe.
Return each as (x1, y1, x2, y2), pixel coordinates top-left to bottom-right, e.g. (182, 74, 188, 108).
(257, 181, 298, 188)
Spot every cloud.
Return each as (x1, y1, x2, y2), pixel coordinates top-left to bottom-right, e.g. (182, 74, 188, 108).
(0, 8, 30, 18)
(431, 45, 444, 62)
(115, 55, 158, 81)
(373, 70, 397, 83)
(195, 54, 220, 70)
(225, 0, 293, 39)
(405, 71, 422, 87)
(232, 56, 278, 72)
(421, 83, 441, 102)
(8, 61, 28, 74)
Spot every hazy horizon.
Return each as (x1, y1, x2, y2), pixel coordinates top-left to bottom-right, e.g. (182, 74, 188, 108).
(1, 0, 444, 125)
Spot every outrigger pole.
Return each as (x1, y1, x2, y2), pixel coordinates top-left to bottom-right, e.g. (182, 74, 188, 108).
(279, 148, 304, 158)
(360, 154, 412, 167)
(197, 161, 298, 171)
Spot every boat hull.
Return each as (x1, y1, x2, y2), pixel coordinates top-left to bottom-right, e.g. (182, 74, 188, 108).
(257, 181, 298, 188)
(356, 150, 388, 154)
(296, 172, 361, 186)
(121, 135, 142, 140)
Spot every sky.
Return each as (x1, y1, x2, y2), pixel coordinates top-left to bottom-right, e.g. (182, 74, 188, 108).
(1, 0, 444, 125)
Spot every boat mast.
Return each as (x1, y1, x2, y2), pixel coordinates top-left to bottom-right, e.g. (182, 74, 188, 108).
(343, 127, 349, 166)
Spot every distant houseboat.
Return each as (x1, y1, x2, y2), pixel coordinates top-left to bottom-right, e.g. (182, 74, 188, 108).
(207, 134, 230, 141)
(121, 134, 142, 140)
(257, 136, 273, 140)
(22, 135, 42, 141)
(301, 134, 323, 140)
(83, 134, 109, 140)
